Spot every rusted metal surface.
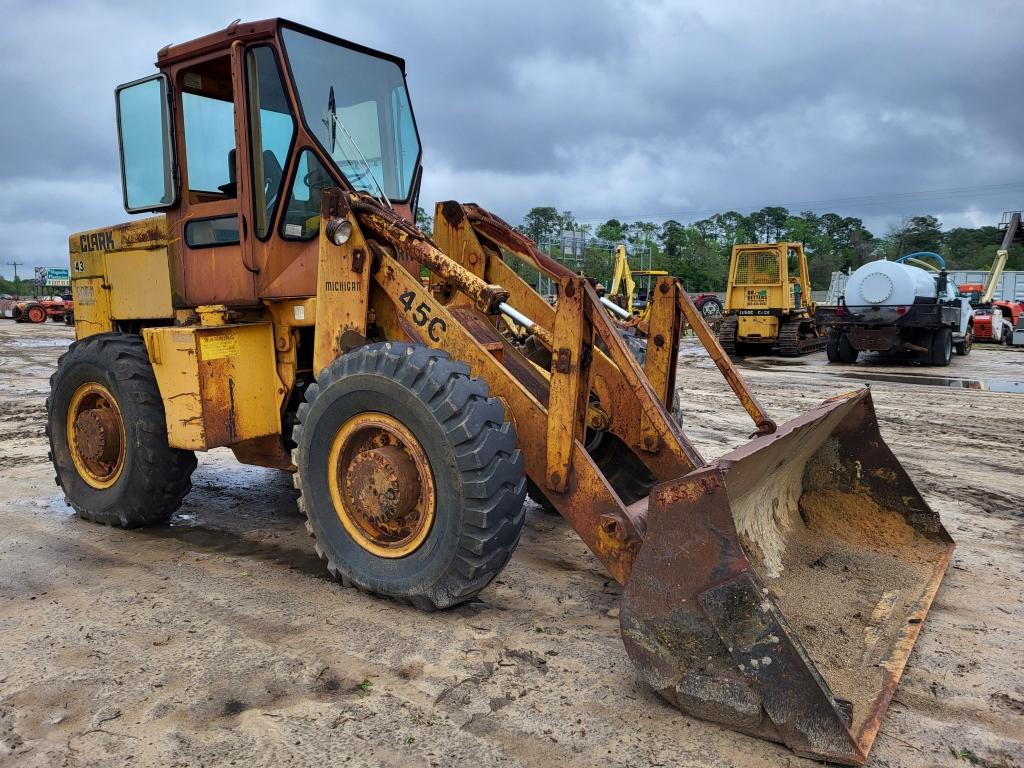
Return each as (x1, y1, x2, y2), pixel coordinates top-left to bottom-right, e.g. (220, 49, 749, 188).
(67, 383, 126, 489)
(367, 243, 645, 582)
(327, 412, 436, 558)
(641, 277, 681, 443)
(673, 283, 776, 435)
(351, 196, 509, 314)
(230, 434, 294, 471)
(620, 388, 954, 765)
(545, 277, 591, 493)
(435, 202, 699, 484)
(313, 190, 375, 374)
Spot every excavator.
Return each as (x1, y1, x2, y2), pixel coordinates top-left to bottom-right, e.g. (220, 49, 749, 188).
(607, 243, 723, 322)
(49, 19, 953, 765)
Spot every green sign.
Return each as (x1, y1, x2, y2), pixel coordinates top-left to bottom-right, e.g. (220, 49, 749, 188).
(46, 268, 70, 287)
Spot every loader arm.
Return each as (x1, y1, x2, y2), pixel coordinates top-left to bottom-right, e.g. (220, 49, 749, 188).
(330, 191, 954, 765)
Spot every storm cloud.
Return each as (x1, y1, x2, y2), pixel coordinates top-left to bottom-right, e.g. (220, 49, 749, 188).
(0, 0, 1020, 271)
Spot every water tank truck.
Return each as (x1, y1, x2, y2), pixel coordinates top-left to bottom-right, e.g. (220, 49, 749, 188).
(814, 252, 973, 365)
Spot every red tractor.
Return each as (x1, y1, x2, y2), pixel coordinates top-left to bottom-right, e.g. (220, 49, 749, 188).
(962, 211, 1022, 344)
(0, 295, 71, 323)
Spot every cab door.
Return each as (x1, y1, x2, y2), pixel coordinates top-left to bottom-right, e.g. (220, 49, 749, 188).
(166, 50, 257, 307)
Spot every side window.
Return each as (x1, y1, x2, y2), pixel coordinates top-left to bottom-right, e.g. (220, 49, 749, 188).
(246, 46, 295, 239)
(281, 150, 334, 240)
(116, 75, 176, 212)
(182, 93, 236, 194)
(185, 216, 240, 248)
(390, 86, 418, 196)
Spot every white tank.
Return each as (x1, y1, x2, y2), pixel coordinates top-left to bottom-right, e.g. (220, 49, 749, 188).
(843, 260, 937, 306)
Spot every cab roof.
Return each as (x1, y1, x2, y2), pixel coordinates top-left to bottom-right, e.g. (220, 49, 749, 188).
(155, 18, 406, 74)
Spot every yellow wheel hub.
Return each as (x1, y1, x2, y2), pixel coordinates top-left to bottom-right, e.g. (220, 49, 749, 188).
(327, 412, 436, 558)
(67, 382, 126, 489)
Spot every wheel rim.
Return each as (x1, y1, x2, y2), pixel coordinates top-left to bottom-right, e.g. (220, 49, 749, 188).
(28, 307, 45, 322)
(67, 382, 126, 489)
(327, 412, 436, 558)
(702, 301, 722, 318)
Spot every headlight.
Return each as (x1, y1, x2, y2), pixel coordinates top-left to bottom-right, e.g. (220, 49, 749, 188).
(326, 217, 353, 246)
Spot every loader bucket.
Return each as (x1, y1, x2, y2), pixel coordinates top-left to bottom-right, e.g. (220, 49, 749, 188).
(620, 388, 954, 765)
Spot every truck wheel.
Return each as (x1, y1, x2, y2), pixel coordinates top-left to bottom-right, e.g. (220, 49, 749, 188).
(930, 327, 953, 366)
(826, 330, 858, 363)
(47, 333, 197, 527)
(293, 342, 526, 610)
(698, 296, 723, 319)
(1003, 324, 1013, 346)
(955, 330, 972, 356)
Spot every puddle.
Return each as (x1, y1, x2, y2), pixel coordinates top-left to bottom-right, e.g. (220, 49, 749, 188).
(835, 371, 1024, 393)
(735, 354, 1024, 392)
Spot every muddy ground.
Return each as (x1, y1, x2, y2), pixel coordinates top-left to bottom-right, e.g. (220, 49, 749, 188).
(0, 320, 1021, 768)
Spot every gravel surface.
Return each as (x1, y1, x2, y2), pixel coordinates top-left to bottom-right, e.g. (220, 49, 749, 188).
(1, 321, 1021, 767)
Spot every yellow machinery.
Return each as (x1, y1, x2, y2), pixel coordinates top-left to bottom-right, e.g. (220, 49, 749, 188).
(607, 244, 722, 323)
(608, 244, 668, 322)
(49, 20, 953, 765)
(718, 242, 824, 355)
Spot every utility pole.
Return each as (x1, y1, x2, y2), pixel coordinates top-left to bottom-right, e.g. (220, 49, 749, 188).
(6, 260, 24, 298)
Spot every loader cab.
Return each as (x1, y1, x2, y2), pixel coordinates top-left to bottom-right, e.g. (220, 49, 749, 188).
(113, 19, 422, 306)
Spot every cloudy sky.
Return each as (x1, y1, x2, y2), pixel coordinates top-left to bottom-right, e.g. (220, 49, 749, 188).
(1, 0, 1021, 272)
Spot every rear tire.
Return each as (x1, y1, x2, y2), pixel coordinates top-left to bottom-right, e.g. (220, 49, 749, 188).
(293, 342, 526, 610)
(930, 327, 953, 366)
(27, 305, 46, 324)
(826, 330, 858, 363)
(47, 333, 197, 527)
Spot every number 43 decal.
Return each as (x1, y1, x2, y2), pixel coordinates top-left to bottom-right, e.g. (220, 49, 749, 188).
(398, 290, 447, 342)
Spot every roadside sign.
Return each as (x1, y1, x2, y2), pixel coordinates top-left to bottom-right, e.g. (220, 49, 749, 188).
(45, 268, 70, 288)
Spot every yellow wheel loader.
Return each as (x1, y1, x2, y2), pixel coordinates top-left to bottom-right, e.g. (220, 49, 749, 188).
(50, 19, 953, 765)
(718, 242, 825, 355)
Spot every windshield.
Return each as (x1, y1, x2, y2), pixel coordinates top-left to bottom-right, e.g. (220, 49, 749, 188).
(281, 27, 420, 201)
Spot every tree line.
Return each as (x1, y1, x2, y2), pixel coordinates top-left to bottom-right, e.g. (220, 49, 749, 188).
(514, 206, 1024, 291)
(4, 207, 1019, 296)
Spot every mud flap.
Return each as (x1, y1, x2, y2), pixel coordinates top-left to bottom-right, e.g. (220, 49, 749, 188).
(620, 388, 954, 765)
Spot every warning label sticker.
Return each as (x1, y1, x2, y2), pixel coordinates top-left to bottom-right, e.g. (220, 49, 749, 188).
(199, 334, 239, 360)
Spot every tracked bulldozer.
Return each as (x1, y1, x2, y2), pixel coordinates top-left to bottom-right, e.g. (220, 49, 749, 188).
(719, 242, 825, 355)
(50, 19, 953, 765)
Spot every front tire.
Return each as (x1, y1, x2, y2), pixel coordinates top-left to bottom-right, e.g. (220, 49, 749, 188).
(293, 343, 526, 610)
(955, 330, 972, 356)
(47, 333, 197, 527)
